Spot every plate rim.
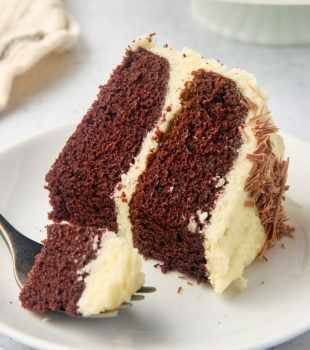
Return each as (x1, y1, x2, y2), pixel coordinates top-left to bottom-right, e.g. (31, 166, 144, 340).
(0, 121, 77, 156)
(0, 316, 309, 350)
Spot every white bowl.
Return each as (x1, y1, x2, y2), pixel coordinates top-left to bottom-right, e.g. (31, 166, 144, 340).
(191, 0, 310, 45)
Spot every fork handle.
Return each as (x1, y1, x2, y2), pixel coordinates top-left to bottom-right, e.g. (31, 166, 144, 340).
(0, 214, 42, 288)
(0, 214, 17, 253)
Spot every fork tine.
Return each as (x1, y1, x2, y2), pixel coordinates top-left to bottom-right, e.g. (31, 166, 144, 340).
(86, 309, 119, 318)
(77, 291, 148, 318)
(136, 286, 156, 293)
(0, 214, 42, 288)
(119, 302, 132, 308)
(81, 301, 133, 318)
(130, 294, 144, 301)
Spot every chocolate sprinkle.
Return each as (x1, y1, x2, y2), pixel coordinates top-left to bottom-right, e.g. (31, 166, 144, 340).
(243, 110, 294, 256)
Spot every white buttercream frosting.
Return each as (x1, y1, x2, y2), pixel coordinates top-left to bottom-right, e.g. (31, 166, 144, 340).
(77, 231, 145, 316)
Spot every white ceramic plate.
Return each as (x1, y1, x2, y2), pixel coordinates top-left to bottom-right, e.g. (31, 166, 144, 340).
(0, 124, 309, 350)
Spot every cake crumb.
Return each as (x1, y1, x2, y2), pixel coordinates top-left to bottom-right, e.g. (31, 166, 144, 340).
(121, 191, 127, 203)
(148, 33, 156, 43)
(166, 105, 172, 112)
(281, 243, 285, 249)
(177, 286, 183, 294)
(154, 127, 164, 142)
(9, 301, 12, 304)
(217, 321, 222, 325)
(178, 275, 185, 280)
(183, 53, 187, 57)
(163, 43, 168, 48)
(261, 281, 265, 285)
(154, 263, 160, 269)
(187, 281, 193, 286)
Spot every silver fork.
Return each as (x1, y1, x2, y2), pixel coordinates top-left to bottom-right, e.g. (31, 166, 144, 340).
(0, 214, 155, 318)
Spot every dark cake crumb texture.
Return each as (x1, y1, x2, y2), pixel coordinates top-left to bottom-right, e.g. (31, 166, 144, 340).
(46, 48, 169, 230)
(19, 224, 103, 315)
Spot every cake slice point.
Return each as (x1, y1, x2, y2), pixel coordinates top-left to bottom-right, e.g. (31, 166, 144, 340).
(19, 224, 145, 316)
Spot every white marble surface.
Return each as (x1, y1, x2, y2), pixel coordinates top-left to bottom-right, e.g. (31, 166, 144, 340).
(0, 0, 309, 349)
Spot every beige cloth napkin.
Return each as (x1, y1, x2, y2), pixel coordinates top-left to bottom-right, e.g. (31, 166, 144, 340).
(0, 0, 80, 110)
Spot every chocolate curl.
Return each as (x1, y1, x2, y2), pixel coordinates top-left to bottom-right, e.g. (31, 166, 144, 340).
(244, 115, 293, 257)
(240, 97, 258, 111)
(271, 158, 290, 242)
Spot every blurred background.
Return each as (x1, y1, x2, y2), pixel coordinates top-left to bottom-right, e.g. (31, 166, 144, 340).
(0, 0, 309, 152)
(0, 0, 309, 348)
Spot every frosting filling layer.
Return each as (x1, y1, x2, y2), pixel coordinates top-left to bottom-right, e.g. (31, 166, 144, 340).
(77, 231, 144, 316)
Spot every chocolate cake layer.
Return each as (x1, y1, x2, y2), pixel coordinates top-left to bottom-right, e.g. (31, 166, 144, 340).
(46, 48, 169, 229)
(130, 70, 248, 282)
(19, 224, 103, 315)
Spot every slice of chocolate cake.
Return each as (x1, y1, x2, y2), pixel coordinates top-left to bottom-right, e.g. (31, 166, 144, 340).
(45, 46, 169, 230)
(20, 224, 144, 316)
(43, 34, 292, 294)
